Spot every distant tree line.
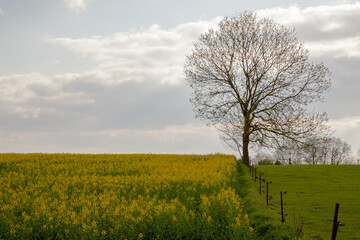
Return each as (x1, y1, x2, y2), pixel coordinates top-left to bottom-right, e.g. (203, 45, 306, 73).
(254, 136, 353, 165)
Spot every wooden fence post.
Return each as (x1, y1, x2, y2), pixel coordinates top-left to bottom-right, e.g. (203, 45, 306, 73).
(281, 191, 284, 223)
(254, 168, 257, 182)
(331, 203, 340, 240)
(266, 182, 269, 206)
(259, 173, 262, 194)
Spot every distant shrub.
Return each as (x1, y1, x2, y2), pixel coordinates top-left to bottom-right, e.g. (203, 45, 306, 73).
(274, 160, 282, 165)
(258, 159, 273, 165)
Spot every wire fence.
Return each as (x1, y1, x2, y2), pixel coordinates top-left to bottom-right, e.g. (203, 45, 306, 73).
(249, 166, 359, 240)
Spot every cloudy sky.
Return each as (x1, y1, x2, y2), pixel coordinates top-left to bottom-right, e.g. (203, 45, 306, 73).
(1, 0, 360, 156)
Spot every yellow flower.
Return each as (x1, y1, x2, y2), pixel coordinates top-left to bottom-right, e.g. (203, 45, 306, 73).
(235, 217, 241, 226)
(91, 220, 97, 228)
(0, 153, 246, 238)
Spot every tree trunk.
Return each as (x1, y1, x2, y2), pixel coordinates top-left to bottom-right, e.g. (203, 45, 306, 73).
(242, 130, 250, 166)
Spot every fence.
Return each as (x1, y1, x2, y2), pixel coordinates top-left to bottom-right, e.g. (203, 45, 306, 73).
(249, 165, 360, 240)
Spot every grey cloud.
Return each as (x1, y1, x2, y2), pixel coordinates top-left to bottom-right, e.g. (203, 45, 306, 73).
(2, 2, 360, 154)
(28, 83, 58, 98)
(0, 72, 95, 119)
(310, 57, 360, 119)
(257, 3, 360, 48)
(61, 79, 196, 130)
(297, 10, 360, 41)
(256, 3, 360, 123)
(0, 75, 223, 154)
(0, 75, 196, 132)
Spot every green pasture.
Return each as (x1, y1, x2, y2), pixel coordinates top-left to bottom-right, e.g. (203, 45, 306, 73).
(255, 165, 360, 240)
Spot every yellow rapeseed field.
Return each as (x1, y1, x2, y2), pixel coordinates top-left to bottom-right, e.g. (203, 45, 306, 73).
(0, 153, 253, 239)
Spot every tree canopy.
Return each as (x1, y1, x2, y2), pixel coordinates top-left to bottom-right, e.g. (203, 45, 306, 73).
(184, 13, 331, 166)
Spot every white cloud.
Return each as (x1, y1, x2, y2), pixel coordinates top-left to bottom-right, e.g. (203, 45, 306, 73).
(0, 7, 4, 15)
(2, 2, 360, 154)
(329, 116, 360, 133)
(256, 2, 360, 58)
(47, 2, 360, 90)
(256, 2, 360, 29)
(0, 72, 94, 118)
(0, 72, 57, 104)
(256, 2, 360, 152)
(48, 18, 221, 86)
(328, 116, 360, 154)
(256, 5, 306, 26)
(305, 36, 360, 58)
(63, 0, 91, 12)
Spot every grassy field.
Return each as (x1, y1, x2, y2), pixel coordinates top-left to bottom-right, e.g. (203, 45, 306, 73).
(0, 153, 256, 239)
(255, 165, 360, 240)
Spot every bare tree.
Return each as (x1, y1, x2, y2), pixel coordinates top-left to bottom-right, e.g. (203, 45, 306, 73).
(301, 137, 330, 165)
(274, 140, 303, 165)
(184, 13, 331, 166)
(253, 151, 274, 165)
(217, 123, 243, 158)
(329, 137, 351, 165)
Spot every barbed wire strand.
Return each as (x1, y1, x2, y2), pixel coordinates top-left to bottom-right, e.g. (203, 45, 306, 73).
(259, 191, 323, 239)
(252, 178, 343, 239)
(258, 174, 333, 220)
(257, 177, 359, 238)
(284, 191, 333, 220)
(284, 211, 318, 239)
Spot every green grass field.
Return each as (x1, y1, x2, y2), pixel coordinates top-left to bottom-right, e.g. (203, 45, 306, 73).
(255, 165, 360, 240)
